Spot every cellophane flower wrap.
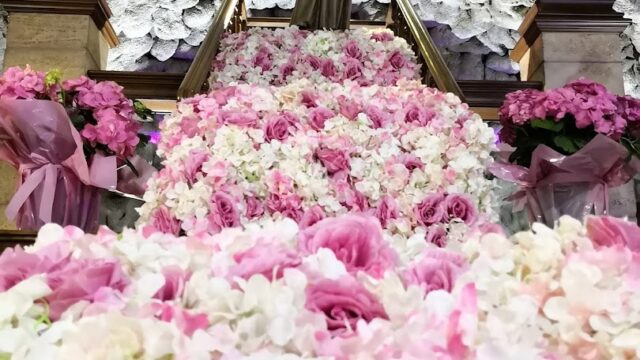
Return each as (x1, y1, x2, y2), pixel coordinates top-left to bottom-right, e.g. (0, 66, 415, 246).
(210, 27, 421, 87)
(1, 211, 639, 358)
(493, 79, 640, 226)
(0, 66, 151, 231)
(137, 79, 497, 260)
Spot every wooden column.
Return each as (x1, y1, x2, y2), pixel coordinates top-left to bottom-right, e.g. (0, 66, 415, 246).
(511, 0, 630, 94)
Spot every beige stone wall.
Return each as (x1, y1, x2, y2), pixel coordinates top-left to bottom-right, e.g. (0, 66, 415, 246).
(3, 13, 109, 78)
(0, 162, 16, 230)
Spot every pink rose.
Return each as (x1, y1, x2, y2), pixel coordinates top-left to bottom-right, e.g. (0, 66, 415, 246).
(147, 206, 182, 236)
(343, 40, 363, 60)
(388, 50, 407, 69)
(209, 191, 240, 230)
(154, 265, 189, 301)
(46, 259, 129, 320)
(229, 243, 301, 280)
(343, 59, 363, 81)
(586, 216, 640, 252)
(0, 246, 67, 291)
(222, 110, 258, 127)
(184, 149, 208, 184)
(426, 225, 447, 248)
(306, 55, 323, 70)
(444, 194, 478, 224)
(298, 214, 397, 277)
(299, 205, 326, 229)
(403, 249, 468, 294)
(152, 303, 209, 337)
(266, 193, 303, 222)
(305, 276, 388, 334)
(279, 62, 295, 79)
(398, 154, 424, 172)
(320, 59, 336, 78)
(245, 195, 265, 219)
(253, 48, 273, 71)
(364, 104, 390, 128)
(316, 147, 350, 174)
(264, 112, 297, 142)
(404, 103, 435, 126)
(308, 107, 335, 131)
(371, 32, 394, 42)
(300, 90, 318, 108)
(414, 193, 446, 226)
(339, 97, 361, 120)
(373, 195, 399, 228)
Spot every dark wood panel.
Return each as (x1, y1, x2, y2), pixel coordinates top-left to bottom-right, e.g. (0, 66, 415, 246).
(87, 71, 186, 100)
(459, 80, 543, 108)
(3, 0, 112, 30)
(0, 230, 37, 251)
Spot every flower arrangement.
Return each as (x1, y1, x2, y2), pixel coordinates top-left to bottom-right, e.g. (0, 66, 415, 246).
(138, 79, 496, 260)
(0, 211, 638, 358)
(498, 79, 640, 167)
(458, 215, 640, 359)
(0, 66, 151, 162)
(210, 27, 421, 87)
(0, 66, 154, 231)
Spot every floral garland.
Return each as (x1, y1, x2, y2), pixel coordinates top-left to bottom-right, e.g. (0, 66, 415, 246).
(0, 212, 638, 358)
(210, 27, 421, 87)
(137, 79, 496, 261)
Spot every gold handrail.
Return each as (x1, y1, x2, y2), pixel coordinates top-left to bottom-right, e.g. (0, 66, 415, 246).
(177, 0, 243, 99)
(392, 0, 465, 101)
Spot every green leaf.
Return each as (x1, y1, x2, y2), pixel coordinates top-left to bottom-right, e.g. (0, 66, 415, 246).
(554, 135, 579, 154)
(530, 118, 564, 132)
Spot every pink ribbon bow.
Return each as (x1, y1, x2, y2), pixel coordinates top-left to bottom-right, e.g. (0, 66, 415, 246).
(489, 134, 640, 225)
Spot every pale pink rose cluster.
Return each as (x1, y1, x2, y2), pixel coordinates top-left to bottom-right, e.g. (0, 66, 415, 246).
(459, 215, 640, 359)
(0, 214, 477, 358)
(211, 27, 421, 87)
(140, 80, 496, 253)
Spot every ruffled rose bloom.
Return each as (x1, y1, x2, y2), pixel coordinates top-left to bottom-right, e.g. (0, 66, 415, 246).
(253, 48, 273, 71)
(308, 107, 335, 131)
(154, 265, 189, 301)
(298, 214, 397, 278)
(264, 112, 297, 142)
(221, 110, 258, 127)
(343, 40, 363, 60)
(316, 147, 350, 174)
(403, 249, 468, 294)
(388, 50, 407, 69)
(444, 194, 478, 224)
(320, 59, 337, 78)
(414, 193, 446, 226)
(398, 154, 424, 172)
(306, 55, 322, 70)
(148, 206, 181, 236)
(305, 276, 388, 334)
(209, 191, 240, 230)
(229, 243, 301, 280)
(373, 195, 398, 227)
(46, 259, 129, 320)
(371, 31, 394, 42)
(279, 62, 295, 79)
(426, 225, 447, 247)
(299, 205, 326, 229)
(266, 193, 303, 222)
(404, 103, 435, 126)
(364, 104, 391, 128)
(245, 195, 265, 219)
(586, 216, 640, 252)
(343, 59, 363, 80)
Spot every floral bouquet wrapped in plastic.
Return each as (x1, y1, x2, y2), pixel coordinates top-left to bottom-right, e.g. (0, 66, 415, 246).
(0, 66, 152, 231)
(493, 79, 640, 226)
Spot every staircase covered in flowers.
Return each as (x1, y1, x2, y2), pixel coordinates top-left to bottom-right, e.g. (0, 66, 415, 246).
(137, 0, 498, 257)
